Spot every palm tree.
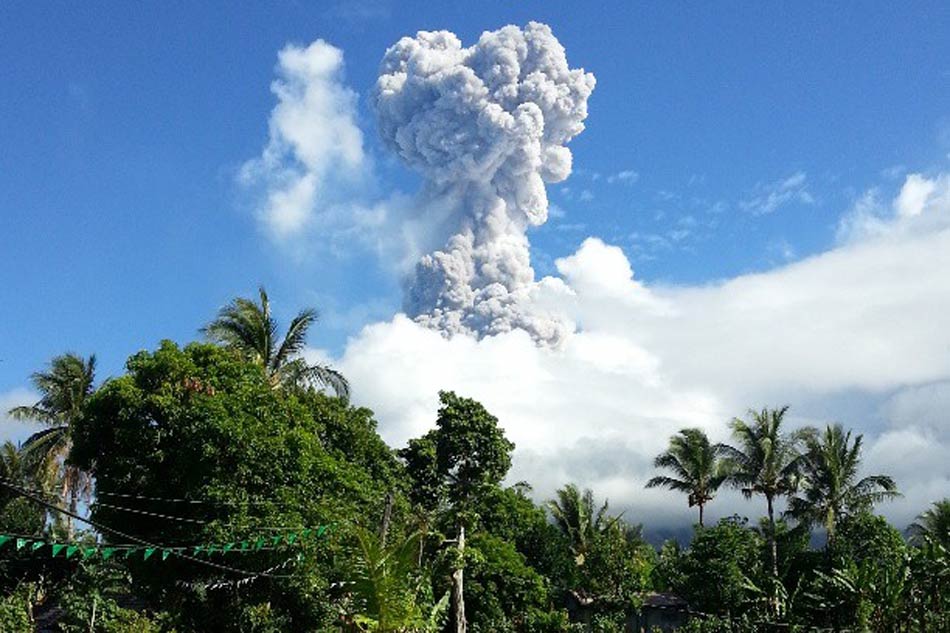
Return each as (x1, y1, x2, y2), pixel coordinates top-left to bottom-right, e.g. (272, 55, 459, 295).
(0, 441, 27, 504)
(646, 428, 729, 527)
(0, 441, 45, 533)
(717, 406, 806, 607)
(7, 353, 97, 537)
(202, 286, 349, 399)
(546, 484, 618, 566)
(908, 499, 950, 548)
(786, 424, 898, 543)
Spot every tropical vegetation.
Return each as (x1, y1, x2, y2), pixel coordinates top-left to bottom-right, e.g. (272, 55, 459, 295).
(0, 291, 946, 632)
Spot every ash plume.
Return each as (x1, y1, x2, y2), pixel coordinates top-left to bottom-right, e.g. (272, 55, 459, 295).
(373, 22, 595, 345)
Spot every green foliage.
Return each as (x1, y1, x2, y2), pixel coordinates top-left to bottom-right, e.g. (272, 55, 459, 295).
(0, 441, 45, 533)
(577, 519, 653, 614)
(463, 532, 562, 633)
(3, 337, 941, 632)
(6, 352, 97, 535)
(0, 582, 34, 631)
(343, 525, 443, 632)
(546, 484, 616, 566)
(53, 560, 170, 633)
(202, 286, 348, 398)
(787, 424, 898, 539)
(432, 390, 515, 512)
(475, 485, 574, 587)
(671, 516, 765, 617)
(909, 498, 950, 548)
(646, 428, 729, 526)
(68, 340, 401, 630)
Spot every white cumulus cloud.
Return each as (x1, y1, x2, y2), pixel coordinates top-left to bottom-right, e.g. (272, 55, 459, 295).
(240, 40, 366, 239)
(334, 172, 950, 531)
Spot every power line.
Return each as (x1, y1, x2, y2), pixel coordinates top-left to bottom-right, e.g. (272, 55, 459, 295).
(0, 481, 296, 579)
(0, 477, 316, 531)
(0, 475, 303, 507)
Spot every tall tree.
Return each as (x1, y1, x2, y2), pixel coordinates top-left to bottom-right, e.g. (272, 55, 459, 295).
(718, 406, 805, 611)
(786, 424, 898, 542)
(202, 286, 348, 399)
(908, 498, 950, 549)
(399, 391, 515, 633)
(646, 428, 729, 526)
(545, 484, 616, 565)
(7, 353, 97, 537)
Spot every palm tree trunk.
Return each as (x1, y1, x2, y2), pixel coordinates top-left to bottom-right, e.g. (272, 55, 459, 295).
(452, 525, 466, 633)
(63, 471, 78, 541)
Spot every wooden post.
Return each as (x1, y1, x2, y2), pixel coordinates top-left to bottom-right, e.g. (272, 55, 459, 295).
(452, 525, 466, 633)
(379, 492, 394, 548)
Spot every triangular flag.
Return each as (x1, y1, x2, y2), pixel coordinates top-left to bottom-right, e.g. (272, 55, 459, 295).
(82, 547, 97, 559)
(316, 526, 327, 537)
(51, 544, 66, 557)
(125, 548, 137, 559)
(271, 535, 281, 546)
(66, 545, 79, 559)
(16, 538, 30, 550)
(239, 541, 249, 552)
(254, 537, 266, 551)
(207, 545, 218, 554)
(222, 543, 234, 553)
(143, 548, 156, 560)
(0, 535, 12, 548)
(301, 529, 312, 539)
(101, 548, 116, 560)
(161, 549, 172, 561)
(286, 533, 297, 544)
(193, 545, 205, 555)
(31, 541, 45, 552)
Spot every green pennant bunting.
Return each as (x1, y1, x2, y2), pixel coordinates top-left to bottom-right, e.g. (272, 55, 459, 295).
(254, 537, 266, 551)
(125, 548, 137, 559)
(102, 548, 116, 560)
(0, 535, 12, 549)
(193, 545, 205, 555)
(51, 544, 66, 557)
(271, 535, 281, 546)
(82, 547, 97, 559)
(239, 540, 248, 552)
(16, 538, 30, 550)
(161, 549, 172, 561)
(143, 548, 156, 560)
(66, 545, 79, 559)
(222, 543, 235, 553)
(286, 533, 297, 544)
(301, 529, 312, 539)
(31, 541, 45, 552)
(316, 526, 327, 538)
(207, 545, 218, 555)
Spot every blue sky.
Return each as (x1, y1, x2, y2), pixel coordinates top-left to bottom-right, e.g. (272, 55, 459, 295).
(2, 3, 950, 527)
(3, 2, 949, 383)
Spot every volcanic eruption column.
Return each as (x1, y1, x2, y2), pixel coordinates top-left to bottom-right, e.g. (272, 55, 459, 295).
(373, 22, 596, 345)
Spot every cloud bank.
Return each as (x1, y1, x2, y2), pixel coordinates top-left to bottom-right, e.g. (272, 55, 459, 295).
(335, 172, 950, 532)
(238, 24, 948, 534)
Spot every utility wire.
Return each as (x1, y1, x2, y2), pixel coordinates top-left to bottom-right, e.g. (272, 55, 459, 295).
(0, 477, 314, 531)
(0, 481, 295, 579)
(0, 475, 303, 507)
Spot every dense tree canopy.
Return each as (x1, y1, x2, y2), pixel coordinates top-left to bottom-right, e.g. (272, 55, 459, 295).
(0, 335, 945, 632)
